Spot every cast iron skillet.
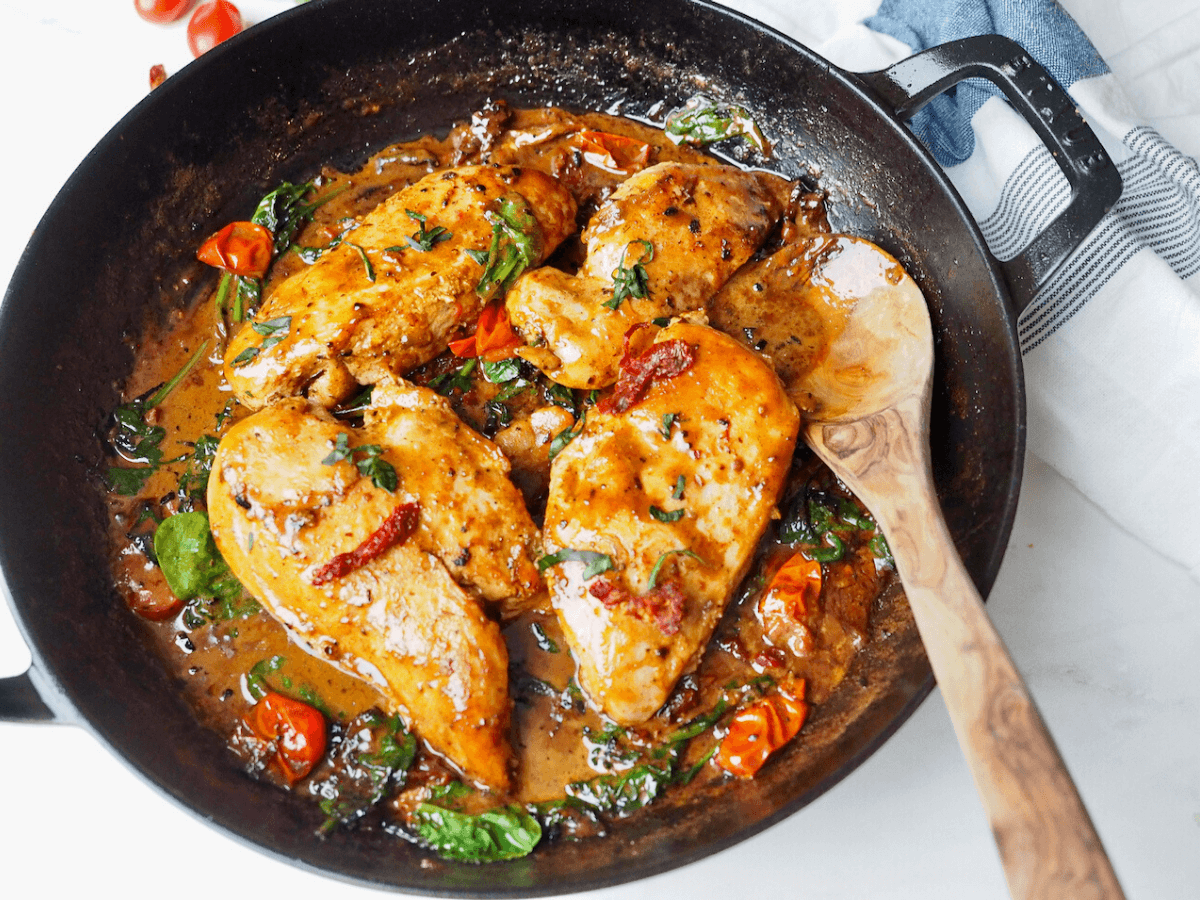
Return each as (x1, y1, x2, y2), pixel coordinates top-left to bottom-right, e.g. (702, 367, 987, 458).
(0, 0, 1120, 894)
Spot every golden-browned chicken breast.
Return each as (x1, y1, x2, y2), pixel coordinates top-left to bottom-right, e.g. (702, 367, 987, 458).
(539, 321, 800, 724)
(206, 383, 545, 789)
(506, 162, 787, 389)
(226, 165, 577, 410)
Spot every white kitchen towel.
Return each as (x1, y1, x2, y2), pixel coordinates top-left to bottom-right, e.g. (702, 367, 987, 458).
(724, 0, 1200, 579)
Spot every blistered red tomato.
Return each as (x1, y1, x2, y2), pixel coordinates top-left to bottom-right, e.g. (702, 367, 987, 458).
(134, 0, 194, 24)
(249, 692, 327, 784)
(187, 0, 243, 57)
(197, 221, 273, 277)
(448, 300, 523, 361)
(715, 684, 809, 778)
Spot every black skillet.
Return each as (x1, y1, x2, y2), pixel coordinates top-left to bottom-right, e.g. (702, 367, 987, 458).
(0, 0, 1120, 894)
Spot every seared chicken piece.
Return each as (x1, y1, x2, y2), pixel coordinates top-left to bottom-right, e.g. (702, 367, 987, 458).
(207, 383, 544, 789)
(226, 165, 577, 410)
(541, 321, 800, 724)
(507, 162, 787, 389)
(707, 233, 925, 416)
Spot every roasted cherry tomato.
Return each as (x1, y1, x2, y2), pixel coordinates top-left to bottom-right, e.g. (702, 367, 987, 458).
(197, 221, 273, 277)
(449, 300, 523, 361)
(187, 0, 243, 57)
(575, 131, 652, 174)
(134, 0, 194, 23)
(250, 692, 327, 785)
(757, 552, 822, 657)
(715, 685, 808, 779)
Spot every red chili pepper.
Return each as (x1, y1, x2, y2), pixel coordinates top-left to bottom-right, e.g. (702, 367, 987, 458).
(249, 692, 327, 785)
(197, 221, 273, 277)
(310, 502, 420, 586)
(715, 684, 808, 778)
(597, 339, 697, 414)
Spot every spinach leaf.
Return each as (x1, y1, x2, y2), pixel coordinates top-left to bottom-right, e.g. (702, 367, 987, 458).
(412, 802, 542, 863)
(318, 711, 418, 834)
(154, 511, 245, 605)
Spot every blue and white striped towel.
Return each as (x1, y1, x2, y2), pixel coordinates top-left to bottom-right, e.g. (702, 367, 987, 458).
(724, 0, 1200, 579)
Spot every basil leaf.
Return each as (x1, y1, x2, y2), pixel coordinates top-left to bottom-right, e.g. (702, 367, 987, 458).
(649, 505, 685, 523)
(537, 548, 614, 580)
(672, 475, 686, 500)
(245, 655, 287, 701)
(646, 548, 704, 590)
(473, 192, 543, 301)
(252, 180, 342, 258)
(403, 209, 452, 252)
(547, 410, 585, 461)
(346, 242, 375, 282)
(412, 803, 542, 863)
(603, 240, 653, 311)
(659, 411, 679, 439)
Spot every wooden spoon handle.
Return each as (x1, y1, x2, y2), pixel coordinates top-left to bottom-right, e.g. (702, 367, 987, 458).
(808, 403, 1125, 900)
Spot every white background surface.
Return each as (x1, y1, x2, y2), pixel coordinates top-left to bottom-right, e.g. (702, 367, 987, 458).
(1, 2, 1197, 898)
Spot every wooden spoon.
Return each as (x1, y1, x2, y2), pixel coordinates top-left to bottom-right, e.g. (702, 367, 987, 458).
(792, 237, 1125, 900)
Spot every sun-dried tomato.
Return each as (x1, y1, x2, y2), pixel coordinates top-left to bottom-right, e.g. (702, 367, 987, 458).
(597, 339, 697, 415)
(589, 576, 686, 635)
(311, 502, 420, 586)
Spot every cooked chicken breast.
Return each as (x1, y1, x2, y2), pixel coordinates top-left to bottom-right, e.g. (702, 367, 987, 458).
(207, 383, 545, 789)
(707, 233, 925, 416)
(540, 321, 800, 724)
(226, 165, 577, 410)
(507, 162, 787, 389)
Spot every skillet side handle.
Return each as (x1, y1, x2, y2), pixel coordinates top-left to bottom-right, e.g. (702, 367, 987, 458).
(857, 34, 1122, 315)
(0, 671, 58, 723)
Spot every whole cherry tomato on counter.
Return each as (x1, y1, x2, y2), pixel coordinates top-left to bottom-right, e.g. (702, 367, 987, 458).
(249, 692, 327, 785)
(187, 0, 243, 57)
(134, 0, 195, 23)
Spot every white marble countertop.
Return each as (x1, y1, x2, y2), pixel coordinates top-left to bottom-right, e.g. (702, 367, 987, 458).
(1, 2, 1197, 898)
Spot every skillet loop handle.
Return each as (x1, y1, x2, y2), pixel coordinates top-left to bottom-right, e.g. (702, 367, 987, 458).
(0, 671, 58, 723)
(858, 34, 1122, 315)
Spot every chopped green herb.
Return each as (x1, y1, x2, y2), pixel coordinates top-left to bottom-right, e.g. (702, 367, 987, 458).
(672, 475, 686, 500)
(647, 548, 704, 590)
(649, 505, 685, 523)
(231, 316, 291, 368)
(659, 411, 680, 439)
(473, 192, 543, 301)
(252, 179, 342, 258)
(663, 95, 769, 154)
(402, 209, 452, 252)
(346, 242, 375, 282)
(321, 435, 398, 492)
(547, 410, 586, 461)
(537, 548, 615, 580)
(603, 240, 653, 310)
